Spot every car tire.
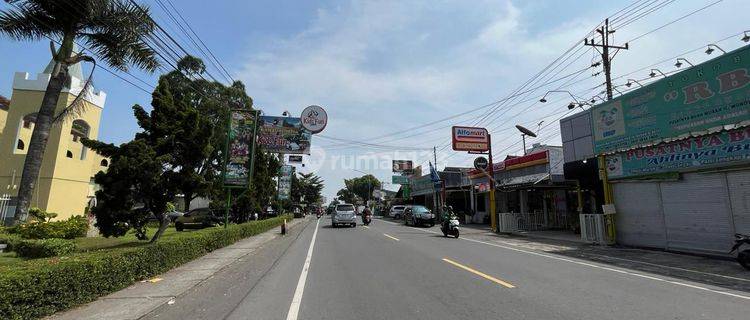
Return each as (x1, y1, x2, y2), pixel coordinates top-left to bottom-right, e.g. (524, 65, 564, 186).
(352, 223, 356, 228)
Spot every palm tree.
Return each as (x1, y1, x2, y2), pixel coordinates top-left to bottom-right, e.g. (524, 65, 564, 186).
(0, 0, 159, 224)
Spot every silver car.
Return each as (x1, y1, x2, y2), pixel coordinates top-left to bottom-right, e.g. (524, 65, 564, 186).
(332, 204, 357, 227)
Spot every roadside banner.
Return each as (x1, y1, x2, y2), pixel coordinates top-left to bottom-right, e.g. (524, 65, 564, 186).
(224, 109, 259, 187)
(452, 126, 489, 152)
(592, 44, 750, 154)
(392, 175, 409, 184)
(606, 127, 750, 179)
(392, 160, 413, 173)
(257, 116, 312, 154)
(278, 165, 294, 200)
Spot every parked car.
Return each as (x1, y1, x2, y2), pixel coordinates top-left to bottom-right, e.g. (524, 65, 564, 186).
(389, 205, 406, 219)
(174, 208, 223, 231)
(404, 205, 435, 227)
(332, 203, 357, 228)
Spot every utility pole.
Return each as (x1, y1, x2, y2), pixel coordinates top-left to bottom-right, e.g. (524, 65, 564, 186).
(584, 18, 628, 100)
(584, 18, 626, 244)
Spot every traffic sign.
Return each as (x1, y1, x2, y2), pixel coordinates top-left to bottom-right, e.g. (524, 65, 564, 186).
(474, 157, 488, 171)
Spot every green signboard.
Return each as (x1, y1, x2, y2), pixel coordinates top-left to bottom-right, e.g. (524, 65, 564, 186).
(592, 45, 750, 154)
(224, 109, 259, 187)
(392, 175, 409, 185)
(605, 127, 750, 179)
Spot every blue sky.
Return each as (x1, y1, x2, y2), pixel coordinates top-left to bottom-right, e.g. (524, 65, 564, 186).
(1, 0, 749, 202)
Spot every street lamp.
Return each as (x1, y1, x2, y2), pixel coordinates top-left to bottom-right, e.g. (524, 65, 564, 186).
(625, 79, 643, 88)
(742, 31, 750, 43)
(539, 90, 581, 104)
(675, 58, 694, 68)
(649, 69, 666, 78)
(705, 44, 726, 55)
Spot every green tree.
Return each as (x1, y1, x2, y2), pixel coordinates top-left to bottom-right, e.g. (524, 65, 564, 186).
(336, 188, 357, 204)
(0, 0, 159, 224)
(344, 175, 381, 203)
(297, 172, 324, 205)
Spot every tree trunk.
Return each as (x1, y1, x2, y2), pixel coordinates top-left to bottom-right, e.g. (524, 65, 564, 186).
(12, 68, 67, 225)
(184, 191, 193, 212)
(150, 213, 171, 243)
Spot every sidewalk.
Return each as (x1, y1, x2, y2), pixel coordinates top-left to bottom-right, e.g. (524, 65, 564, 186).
(47, 217, 307, 320)
(459, 223, 750, 293)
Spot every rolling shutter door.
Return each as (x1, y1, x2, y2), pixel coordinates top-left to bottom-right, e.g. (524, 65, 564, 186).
(613, 182, 666, 248)
(660, 172, 733, 254)
(727, 170, 750, 235)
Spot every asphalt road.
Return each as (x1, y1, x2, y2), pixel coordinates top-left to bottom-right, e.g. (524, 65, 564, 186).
(144, 216, 750, 320)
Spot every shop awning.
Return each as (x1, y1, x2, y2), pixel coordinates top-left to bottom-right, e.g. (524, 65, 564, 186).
(497, 172, 550, 189)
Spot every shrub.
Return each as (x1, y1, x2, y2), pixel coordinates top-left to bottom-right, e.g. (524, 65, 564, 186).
(0, 234, 22, 252)
(0, 214, 292, 319)
(13, 239, 77, 258)
(12, 216, 89, 240)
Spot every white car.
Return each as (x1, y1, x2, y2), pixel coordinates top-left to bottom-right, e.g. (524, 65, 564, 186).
(332, 204, 357, 228)
(389, 205, 406, 219)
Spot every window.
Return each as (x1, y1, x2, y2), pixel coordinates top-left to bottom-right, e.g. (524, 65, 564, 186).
(66, 150, 73, 158)
(336, 204, 355, 212)
(16, 139, 25, 150)
(100, 159, 109, 167)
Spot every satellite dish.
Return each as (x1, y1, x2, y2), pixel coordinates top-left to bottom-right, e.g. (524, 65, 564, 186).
(515, 125, 537, 137)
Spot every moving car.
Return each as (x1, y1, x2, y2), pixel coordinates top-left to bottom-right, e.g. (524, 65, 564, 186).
(175, 208, 223, 231)
(404, 205, 435, 227)
(332, 203, 357, 228)
(389, 205, 406, 219)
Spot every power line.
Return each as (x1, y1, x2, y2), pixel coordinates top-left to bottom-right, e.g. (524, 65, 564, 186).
(627, 0, 727, 43)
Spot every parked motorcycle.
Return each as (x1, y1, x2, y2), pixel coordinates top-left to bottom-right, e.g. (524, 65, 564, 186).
(441, 216, 460, 238)
(730, 233, 750, 270)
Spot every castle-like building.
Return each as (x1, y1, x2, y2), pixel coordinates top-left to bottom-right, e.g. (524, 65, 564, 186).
(0, 59, 108, 221)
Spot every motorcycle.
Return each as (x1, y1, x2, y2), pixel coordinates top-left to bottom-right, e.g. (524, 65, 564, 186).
(730, 233, 750, 270)
(441, 215, 460, 238)
(362, 213, 372, 226)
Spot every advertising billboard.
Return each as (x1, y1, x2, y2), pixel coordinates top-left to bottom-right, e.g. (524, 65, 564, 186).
(592, 45, 750, 154)
(278, 165, 294, 200)
(392, 175, 409, 185)
(605, 126, 750, 179)
(452, 126, 490, 152)
(392, 160, 413, 173)
(224, 109, 259, 187)
(257, 116, 312, 154)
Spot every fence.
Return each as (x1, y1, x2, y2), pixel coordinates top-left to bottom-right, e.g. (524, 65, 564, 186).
(580, 214, 606, 244)
(497, 211, 570, 233)
(0, 194, 17, 226)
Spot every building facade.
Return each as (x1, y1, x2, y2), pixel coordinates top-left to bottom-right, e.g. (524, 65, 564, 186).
(0, 61, 108, 222)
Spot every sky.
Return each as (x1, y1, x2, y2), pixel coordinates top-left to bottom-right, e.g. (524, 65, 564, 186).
(1, 0, 749, 203)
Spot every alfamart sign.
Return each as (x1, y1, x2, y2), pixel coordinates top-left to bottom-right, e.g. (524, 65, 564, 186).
(592, 45, 750, 154)
(606, 126, 750, 179)
(452, 126, 489, 152)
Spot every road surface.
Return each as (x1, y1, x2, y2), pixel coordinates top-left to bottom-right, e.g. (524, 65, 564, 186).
(143, 216, 750, 320)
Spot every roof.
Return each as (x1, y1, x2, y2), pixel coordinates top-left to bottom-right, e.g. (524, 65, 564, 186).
(0, 95, 9, 110)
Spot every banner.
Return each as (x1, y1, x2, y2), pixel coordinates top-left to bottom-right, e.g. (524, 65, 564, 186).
(224, 109, 259, 187)
(257, 116, 312, 154)
(606, 127, 750, 179)
(278, 165, 294, 200)
(452, 126, 489, 152)
(592, 45, 750, 154)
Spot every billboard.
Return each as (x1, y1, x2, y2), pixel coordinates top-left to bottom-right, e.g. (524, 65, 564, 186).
(392, 175, 409, 185)
(452, 126, 489, 152)
(288, 155, 303, 163)
(606, 127, 750, 179)
(592, 45, 750, 154)
(392, 160, 413, 173)
(278, 165, 294, 200)
(257, 116, 312, 154)
(224, 109, 259, 187)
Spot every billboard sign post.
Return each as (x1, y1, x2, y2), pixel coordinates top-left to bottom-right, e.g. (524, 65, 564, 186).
(452, 126, 490, 152)
(224, 109, 260, 187)
(392, 175, 409, 185)
(278, 165, 294, 200)
(392, 160, 413, 173)
(257, 116, 312, 154)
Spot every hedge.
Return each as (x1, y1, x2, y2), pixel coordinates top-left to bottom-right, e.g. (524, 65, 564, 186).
(7, 216, 89, 240)
(13, 239, 77, 259)
(0, 214, 293, 320)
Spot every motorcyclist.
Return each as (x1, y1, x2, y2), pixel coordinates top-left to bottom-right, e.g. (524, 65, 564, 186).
(362, 207, 372, 223)
(441, 206, 455, 229)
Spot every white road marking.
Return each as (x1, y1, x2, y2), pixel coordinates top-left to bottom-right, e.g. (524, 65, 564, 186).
(285, 218, 320, 320)
(378, 218, 750, 301)
(383, 233, 400, 241)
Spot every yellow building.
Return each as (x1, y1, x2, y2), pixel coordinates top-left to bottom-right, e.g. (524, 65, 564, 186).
(0, 60, 108, 221)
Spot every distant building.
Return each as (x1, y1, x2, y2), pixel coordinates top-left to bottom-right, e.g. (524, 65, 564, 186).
(0, 58, 108, 221)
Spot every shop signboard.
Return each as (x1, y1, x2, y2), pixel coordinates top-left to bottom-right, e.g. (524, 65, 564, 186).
(301, 105, 328, 133)
(257, 116, 312, 154)
(278, 165, 294, 200)
(592, 45, 750, 154)
(288, 155, 303, 163)
(392, 160, 413, 173)
(452, 126, 489, 152)
(392, 175, 409, 185)
(224, 109, 259, 187)
(606, 127, 750, 179)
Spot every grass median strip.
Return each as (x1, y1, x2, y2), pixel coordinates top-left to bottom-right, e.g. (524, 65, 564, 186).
(442, 258, 515, 288)
(383, 233, 400, 241)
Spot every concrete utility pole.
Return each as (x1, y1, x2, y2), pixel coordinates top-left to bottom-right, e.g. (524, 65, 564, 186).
(584, 18, 628, 100)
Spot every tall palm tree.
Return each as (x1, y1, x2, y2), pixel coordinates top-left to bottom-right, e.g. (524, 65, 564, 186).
(0, 0, 159, 224)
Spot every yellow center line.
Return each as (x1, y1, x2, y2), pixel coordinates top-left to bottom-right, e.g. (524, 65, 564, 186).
(442, 258, 515, 288)
(383, 233, 400, 241)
